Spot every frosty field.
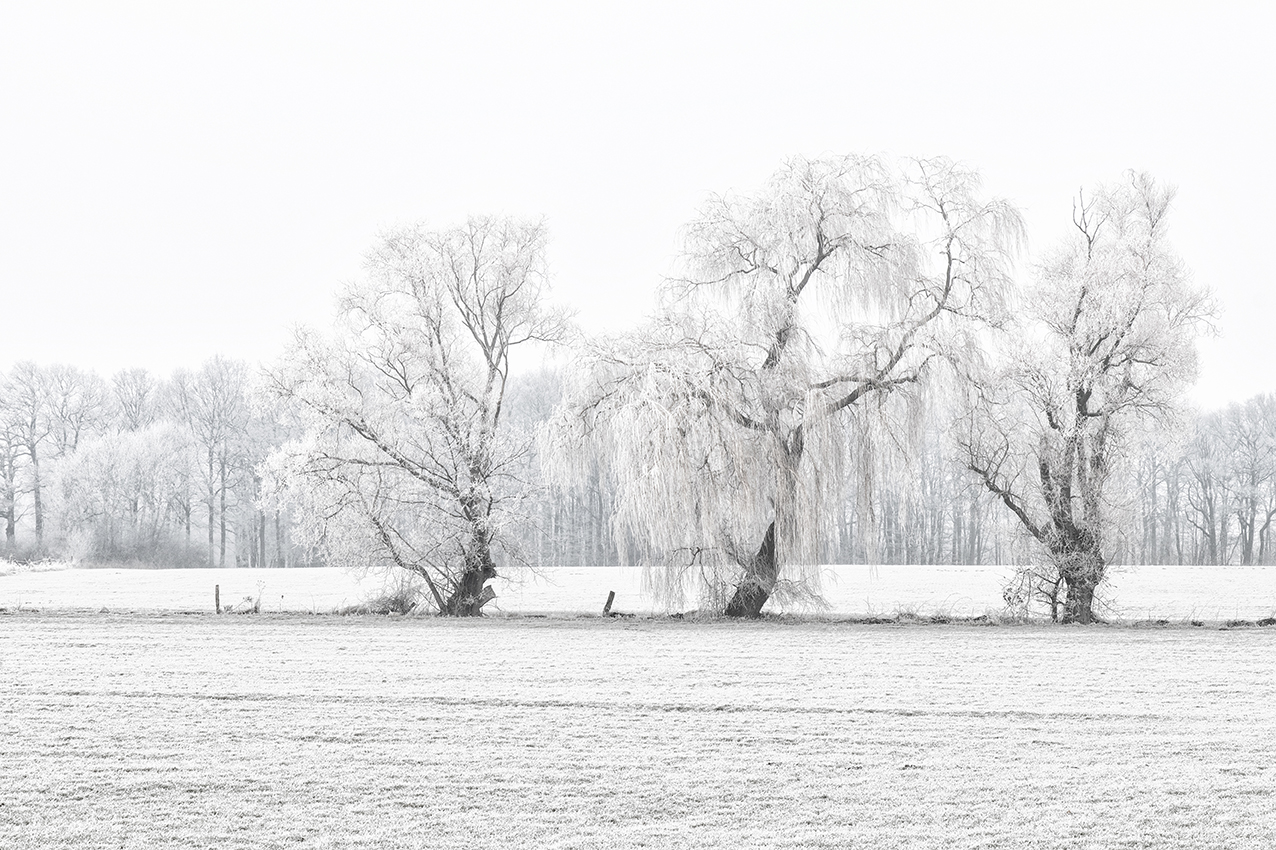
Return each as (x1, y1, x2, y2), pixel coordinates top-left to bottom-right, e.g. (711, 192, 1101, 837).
(4, 563, 1276, 621)
(1, 613, 1273, 849)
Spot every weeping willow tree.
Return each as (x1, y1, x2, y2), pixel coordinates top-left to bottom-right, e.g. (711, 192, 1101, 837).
(549, 154, 1023, 616)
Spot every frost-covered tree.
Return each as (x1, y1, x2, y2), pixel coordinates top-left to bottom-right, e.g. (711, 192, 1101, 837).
(961, 173, 1213, 622)
(0, 410, 23, 551)
(265, 217, 567, 615)
(57, 423, 195, 563)
(502, 366, 620, 567)
(2, 363, 54, 549)
(1218, 396, 1276, 565)
(167, 357, 252, 567)
(552, 155, 1021, 616)
(111, 368, 160, 432)
(43, 365, 109, 456)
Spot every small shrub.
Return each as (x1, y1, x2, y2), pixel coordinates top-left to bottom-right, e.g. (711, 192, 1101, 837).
(341, 581, 423, 615)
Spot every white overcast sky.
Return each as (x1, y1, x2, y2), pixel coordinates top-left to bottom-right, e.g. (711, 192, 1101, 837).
(1, 2, 1271, 409)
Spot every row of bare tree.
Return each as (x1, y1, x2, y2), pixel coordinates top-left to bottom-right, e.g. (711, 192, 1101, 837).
(3, 153, 1230, 624)
(0, 359, 304, 568)
(7, 353, 1260, 576)
(513, 381, 1276, 570)
(535, 158, 1214, 622)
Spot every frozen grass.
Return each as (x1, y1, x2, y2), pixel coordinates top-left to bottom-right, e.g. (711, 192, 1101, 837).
(0, 558, 74, 577)
(1, 613, 1273, 849)
(5, 564, 1276, 622)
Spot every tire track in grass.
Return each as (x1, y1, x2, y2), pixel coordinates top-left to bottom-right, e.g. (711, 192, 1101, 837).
(11, 685, 1184, 722)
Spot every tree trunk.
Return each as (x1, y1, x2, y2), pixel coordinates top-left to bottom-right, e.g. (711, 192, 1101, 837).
(443, 564, 497, 615)
(1061, 576, 1096, 624)
(31, 450, 43, 549)
(218, 465, 228, 568)
(442, 523, 498, 616)
(724, 521, 778, 618)
(1, 457, 13, 551)
(275, 510, 284, 568)
(207, 448, 216, 566)
(1060, 550, 1104, 624)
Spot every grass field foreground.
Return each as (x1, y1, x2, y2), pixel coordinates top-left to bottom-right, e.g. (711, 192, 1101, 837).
(1, 613, 1273, 848)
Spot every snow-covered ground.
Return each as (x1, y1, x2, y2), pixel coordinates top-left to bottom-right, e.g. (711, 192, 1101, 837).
(3, 561, 1276, 620)
(2, 615, 1273, 848)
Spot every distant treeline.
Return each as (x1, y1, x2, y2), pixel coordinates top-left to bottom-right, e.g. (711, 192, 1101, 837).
(518, 371, 1276, 569)
(1, 357, 1269, 570)
(0, 359, 304, 568)
(0, 357, 1270, 570)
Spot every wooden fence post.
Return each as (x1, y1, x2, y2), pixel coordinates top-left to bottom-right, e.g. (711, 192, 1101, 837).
(215, 584, 221, 614)
(603, 590, 615, 616)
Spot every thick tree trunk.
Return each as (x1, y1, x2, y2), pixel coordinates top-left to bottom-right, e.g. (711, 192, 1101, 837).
(1061, 576, 1096, 624)
(725, 521, 778, 618)
(442, 525, 498, 616)
(1060, 550, 1104, 624)
(443, 564, 497, 616)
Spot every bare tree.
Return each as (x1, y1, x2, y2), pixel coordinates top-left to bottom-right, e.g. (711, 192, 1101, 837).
(0, 410, 23, 552)
(1182, 412, 1231, 564)
(552, 155, 1021, 615)
(167, 358, 251, 567)
(111, 368, 159, 432)
(961, 173, 1213, 622)
(43, 365, 109, 456)
(57, 423, 195, 564)
(265, 216, 567, 615)
(1218, 396, 1276, 565)
(2, 363, 53, 550)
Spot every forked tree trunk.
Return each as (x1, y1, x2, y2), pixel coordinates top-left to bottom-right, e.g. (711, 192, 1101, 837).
(724, 521, 778, 618)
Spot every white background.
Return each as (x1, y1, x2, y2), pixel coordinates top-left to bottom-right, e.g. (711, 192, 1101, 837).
(1, 2, 1271, 408)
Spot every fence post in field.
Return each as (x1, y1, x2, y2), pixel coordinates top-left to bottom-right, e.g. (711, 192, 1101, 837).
(215, 584, 221, 614)
(603, 590, 615, 616)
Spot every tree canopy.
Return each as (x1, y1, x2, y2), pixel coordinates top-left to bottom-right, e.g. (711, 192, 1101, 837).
(549, 154, 1023, 615)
